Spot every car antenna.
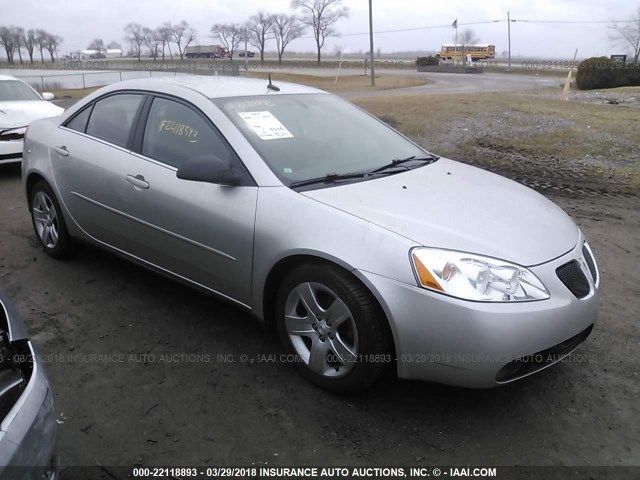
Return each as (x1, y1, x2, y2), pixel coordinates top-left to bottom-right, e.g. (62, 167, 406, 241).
(267, 74, 280, 92)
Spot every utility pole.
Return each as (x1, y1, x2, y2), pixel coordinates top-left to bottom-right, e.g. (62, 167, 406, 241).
(369, 0, 375, 86)
(507, 11, 512, 70)
(244, 28, 249, 73)
(455, 21, 458, 65)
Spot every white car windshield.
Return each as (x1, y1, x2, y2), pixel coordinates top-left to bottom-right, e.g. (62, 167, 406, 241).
(0, 80, 42, 102)
(213, 94, 430, 186)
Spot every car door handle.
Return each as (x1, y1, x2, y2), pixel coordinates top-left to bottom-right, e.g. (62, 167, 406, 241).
(126, 174, 149, 189)
(54, 146, 69, 157)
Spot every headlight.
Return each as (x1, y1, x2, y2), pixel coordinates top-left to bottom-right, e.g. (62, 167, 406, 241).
(0, 126, 27, 136)
(410, 248, 550, 302)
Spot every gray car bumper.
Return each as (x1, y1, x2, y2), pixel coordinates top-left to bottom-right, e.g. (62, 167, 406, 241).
(359, 240, 599, 388)
(0, 340, 57, 479)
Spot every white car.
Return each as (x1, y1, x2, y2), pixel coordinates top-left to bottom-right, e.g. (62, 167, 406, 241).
(0, 75, 64, 164)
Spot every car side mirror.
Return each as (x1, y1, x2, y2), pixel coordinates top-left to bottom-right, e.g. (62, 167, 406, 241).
(42, 92, 55, 101)
(176, 155, 243, 186)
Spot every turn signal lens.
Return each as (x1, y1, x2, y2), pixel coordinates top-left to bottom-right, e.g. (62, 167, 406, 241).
(412, 253, 443, 291)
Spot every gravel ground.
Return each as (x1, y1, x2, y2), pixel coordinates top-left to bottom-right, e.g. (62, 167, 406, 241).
(354, 88, 640, 201)
(564, 89, 640, 108)
(0, 156, 639, 478)
(1, 84, 639, 478)
(404, 110, 640, 198)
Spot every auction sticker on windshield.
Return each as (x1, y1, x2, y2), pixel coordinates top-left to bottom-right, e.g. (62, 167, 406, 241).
(237, 111, 293, 140)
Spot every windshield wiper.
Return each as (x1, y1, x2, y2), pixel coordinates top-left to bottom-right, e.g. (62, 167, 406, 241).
(368, 154, 439, 174)
(289, 153, 439, 189)
(289, 172, 370, 189)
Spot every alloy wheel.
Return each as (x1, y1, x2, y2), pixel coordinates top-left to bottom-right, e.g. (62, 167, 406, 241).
(284, 282, 359, 378)
(32, 191, 59, 249)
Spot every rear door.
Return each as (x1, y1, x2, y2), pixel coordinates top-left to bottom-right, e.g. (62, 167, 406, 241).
(50, 92, 148, 252)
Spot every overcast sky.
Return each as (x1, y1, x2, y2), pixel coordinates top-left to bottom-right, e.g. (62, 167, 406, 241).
(2, 0, 638, 59)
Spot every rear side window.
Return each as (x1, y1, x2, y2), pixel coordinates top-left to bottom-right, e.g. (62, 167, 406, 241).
(64, 105, 92, 133)
(86, 94, 143, 148)
(141, 97, 235, 169)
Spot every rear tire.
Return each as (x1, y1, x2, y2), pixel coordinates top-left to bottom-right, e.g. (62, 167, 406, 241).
(276, 262, 393, 393)
(30, 181, 71, 258)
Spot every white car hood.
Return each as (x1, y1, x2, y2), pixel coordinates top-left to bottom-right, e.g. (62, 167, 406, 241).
(302, 158, 579, 266)
(0, 100, 64, 129)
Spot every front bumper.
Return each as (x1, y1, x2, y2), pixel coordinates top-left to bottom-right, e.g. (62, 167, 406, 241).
(0, 138, 23, 164)
(0, 341, 57, 479)
(360, 237, 599, 388)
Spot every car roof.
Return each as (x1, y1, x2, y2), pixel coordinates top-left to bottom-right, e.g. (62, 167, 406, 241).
(106, 75, 326, 99)
(0, 74, 20, 81)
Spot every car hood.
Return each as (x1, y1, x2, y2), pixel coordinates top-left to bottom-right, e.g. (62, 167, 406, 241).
(0, 101, 64, 129)
(302, 158, 579, 266)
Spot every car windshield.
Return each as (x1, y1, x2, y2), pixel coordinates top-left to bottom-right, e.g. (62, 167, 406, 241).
(0, 80, 42, 101)
(213, 93, 430, 186)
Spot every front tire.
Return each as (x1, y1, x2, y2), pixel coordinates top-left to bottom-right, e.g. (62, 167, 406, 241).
(30, 181, 71, 258)
(276, 262, 393, 393)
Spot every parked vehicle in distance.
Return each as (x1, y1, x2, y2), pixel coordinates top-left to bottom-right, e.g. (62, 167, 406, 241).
(238, 51, 255, 58)
(22, 76, 599, 392)
(185, 44, 229, 59)
(0, 75, 64, 165)
(0, 291, 57, 479)
(437, 44, 496, 61)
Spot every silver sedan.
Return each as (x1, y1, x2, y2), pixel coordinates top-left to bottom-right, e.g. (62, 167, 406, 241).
(22, 76, 599, 392)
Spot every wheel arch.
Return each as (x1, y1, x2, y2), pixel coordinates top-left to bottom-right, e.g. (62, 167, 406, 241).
(25, 172, 48, 209)
(260, 253, 398, 359)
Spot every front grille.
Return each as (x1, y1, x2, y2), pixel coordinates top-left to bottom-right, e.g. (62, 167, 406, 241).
(0, 132, 24, 141)
(582, 244, 598, 285)
(557, 260, 590, 299)
(496, 324, 594, 383)
(0, 153, 21, 161)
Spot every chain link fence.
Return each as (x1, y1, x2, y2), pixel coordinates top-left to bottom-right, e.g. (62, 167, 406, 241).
(1, 63, 241, 92)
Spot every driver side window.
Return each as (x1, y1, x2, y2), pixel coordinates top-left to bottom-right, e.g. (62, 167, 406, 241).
(142, 97, 234, 169)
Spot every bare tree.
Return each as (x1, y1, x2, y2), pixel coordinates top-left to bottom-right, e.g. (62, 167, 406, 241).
(44, 34, 62, 62)
(35, 29, 48, 63)
(124, 23, 145, 60)
(24, 29, 37, 63)
(171, 20, 196, 60)
(156, 25, 170, 60)
(0, 26, 17, 63)
(458, 28, 479, 64)
(143, 28, 161, 60)
(246, 11, 274, 64)
(88, 38, 105, 51)
(159, 23, 174, 60)
(211, 23, 245, 61)
(12, 27, 25, 64)
(291, 0, 348, 64)
(609, 6, 640, 62)
(272, 14, 305, 65)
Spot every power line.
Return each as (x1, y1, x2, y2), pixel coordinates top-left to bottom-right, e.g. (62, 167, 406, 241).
(512, 19, 634, 24)
(299, 20, 497, 39)
(306, 18, 636, 39)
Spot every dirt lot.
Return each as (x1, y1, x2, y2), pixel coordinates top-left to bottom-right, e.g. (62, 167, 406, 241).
(0, 87, 639, 478)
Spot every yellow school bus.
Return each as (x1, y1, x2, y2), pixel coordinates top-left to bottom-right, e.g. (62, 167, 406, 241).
(437, 44, 496, 61)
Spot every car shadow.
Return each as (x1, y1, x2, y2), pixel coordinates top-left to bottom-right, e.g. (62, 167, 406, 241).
(69, 238, 557, 405)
